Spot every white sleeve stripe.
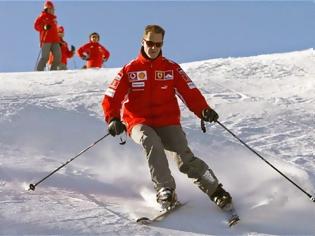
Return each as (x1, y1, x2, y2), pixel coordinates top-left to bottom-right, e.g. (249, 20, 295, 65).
(175, 88, 188, 106)
(105, 88, 116, 97)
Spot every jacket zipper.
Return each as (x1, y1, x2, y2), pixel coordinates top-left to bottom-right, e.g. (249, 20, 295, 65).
(148, 62, 153, 125)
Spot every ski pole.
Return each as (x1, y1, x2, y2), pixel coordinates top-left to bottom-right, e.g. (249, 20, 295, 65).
(34, 49, 42, 71)
(216, 120, 315, 203)
(28, 133, 110, 191)
(34, 30, 48, 71)
(73, 57, 77, 69)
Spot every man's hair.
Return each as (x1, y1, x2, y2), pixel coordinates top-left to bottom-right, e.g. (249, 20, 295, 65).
(143, 25, 165, 39)
(89, 32, 100, 39)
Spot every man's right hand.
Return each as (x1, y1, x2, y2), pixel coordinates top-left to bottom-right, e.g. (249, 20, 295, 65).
(108, 118, 126, 136)
(43, 24, 51, 30)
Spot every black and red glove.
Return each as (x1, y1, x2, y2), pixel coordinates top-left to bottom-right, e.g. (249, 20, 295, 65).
(108, 118, 126, 136)
(43, 24, 51, 30)
(202, 107, 219, 123)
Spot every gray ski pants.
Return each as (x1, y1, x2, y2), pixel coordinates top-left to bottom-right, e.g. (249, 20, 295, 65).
(130, 124, 219, 198)
(36, 42, 61, 71)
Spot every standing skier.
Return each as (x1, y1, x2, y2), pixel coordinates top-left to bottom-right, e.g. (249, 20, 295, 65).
(34, 1, 61, 71)
(77, 32, 110, 69)
(102, 25, 233, 211)
(47, 26, 75, 70)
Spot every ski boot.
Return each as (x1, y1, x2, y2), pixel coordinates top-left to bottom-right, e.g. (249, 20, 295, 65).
(210, 184, 232, 211)
(156, 187, 177, 210)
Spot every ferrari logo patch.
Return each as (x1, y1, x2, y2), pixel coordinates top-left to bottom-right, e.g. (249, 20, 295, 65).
(155, 70, 173, 80)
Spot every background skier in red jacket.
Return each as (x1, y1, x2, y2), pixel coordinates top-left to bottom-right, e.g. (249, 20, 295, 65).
(77, 32, 110, 69)
(34, 1, 61, 71)
(47, 26, 75, 70)
(102, 25, 233, 211)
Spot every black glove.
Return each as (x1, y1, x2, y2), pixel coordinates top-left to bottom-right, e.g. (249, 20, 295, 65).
(201, 107, 219, 122)
(43, 24, 51, 30)
(108, 118, 126, 136)
(70, 45, 75, 52)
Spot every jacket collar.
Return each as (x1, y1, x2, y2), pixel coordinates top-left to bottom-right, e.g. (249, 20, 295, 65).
(137, 47, 163, 64)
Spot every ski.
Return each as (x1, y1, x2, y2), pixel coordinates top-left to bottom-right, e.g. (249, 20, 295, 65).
(136, 201, 187, 225)
(136, 200, 239, 227)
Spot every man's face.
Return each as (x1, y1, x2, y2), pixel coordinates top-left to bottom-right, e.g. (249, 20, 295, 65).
(47, 7, 55, 15)
(142, 32, 163, 60)
(90, 35, 99, 43)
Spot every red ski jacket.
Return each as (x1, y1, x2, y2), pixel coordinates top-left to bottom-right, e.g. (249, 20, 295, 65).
(77, 42, 110, 68)
(102, 50, 210, 134)
(34, 11, 59, 45)
(48, 39, 74, 65)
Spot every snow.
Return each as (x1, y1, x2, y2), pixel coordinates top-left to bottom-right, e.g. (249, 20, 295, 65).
(1, 49, 315, 235)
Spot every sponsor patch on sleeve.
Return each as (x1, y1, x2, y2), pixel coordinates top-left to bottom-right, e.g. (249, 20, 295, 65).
(177, 68, 191, 82)
(116, 72, 123, 80)
(109, 79, 120, 89)
(187, 81, 196, 89)
(105, 87, 116, 97)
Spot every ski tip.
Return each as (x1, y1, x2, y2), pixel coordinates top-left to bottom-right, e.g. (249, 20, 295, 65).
(136, 217, 151, 225)
(136, 200, 188, 225)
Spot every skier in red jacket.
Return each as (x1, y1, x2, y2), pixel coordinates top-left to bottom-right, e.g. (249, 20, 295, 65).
(102, 25, 233, 211)
(34, 1, 61, 71)
(77, 32, 110, 69)
(47, 26, 75, 70)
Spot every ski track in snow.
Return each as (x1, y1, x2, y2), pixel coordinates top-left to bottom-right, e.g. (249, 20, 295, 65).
(1, 49, 315, 235)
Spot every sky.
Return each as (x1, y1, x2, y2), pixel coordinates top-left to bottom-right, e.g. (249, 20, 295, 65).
(1, 0, 315, 72)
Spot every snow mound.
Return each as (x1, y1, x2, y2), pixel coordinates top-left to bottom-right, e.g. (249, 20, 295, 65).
(1, 49, 315, 235)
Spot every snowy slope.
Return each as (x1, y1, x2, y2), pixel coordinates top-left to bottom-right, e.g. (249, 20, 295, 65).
(1, 49, 315, 235)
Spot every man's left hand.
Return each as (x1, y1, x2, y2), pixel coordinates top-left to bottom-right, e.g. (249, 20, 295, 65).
(202, 107, 219, 122)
